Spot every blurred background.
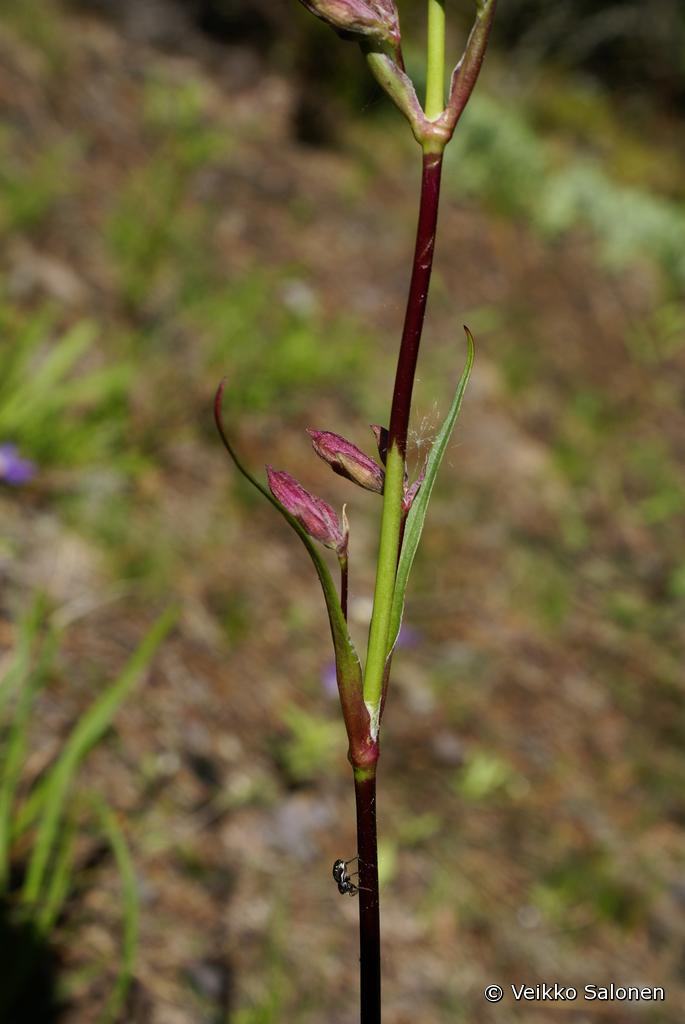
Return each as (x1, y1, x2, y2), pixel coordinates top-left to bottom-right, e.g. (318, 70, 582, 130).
(1, 1, 684, 1021)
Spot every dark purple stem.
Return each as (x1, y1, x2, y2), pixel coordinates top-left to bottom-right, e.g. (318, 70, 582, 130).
(355, 769, 380, 1023)
(351, 148, 445, 1024)
(387, 150, 444, 456)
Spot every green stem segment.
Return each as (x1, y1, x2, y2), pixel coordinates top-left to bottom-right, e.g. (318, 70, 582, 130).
(362, 444, 404, 719)
(425, 0, 446, 120)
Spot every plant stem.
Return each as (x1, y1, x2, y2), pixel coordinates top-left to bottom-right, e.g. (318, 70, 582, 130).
(425, 0, 446, 120)
(363, 444, 404, 716)
(354, 766, 380, 1023)
(387, 150, 444, 453)
(363, 150, 444, 715)
(357, 122, 445, 1024)
(356, 10, 448, 1021)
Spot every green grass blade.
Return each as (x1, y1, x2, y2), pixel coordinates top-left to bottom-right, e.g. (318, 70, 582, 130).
(46, 364, 131, 408)
(35, 816, 77, 936)
(23, 320, 96, 396)
(0, 626, 58, 891)
(0, 307, 55, 400)
(5, 605, 56, 845)
(21, 607, 177, 905)
(387, 328, 474, 655)
(94, 799, 139, 1024)
(0, 321, 96, 431)
(0, 595, 47, 719)
(10, 771, 49, 844)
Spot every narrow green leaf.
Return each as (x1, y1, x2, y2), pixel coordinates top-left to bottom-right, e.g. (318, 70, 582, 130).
(45, 364, 131, 407)
(0, 308, 55, 400)
(0, 595, 47, 719)
(0, 624, 57, 891)
(26, 321, 97, 397)
(10, 775, 47, 844)
(0, 596, 52, 863)
(93, 799, 139, 1024)
(0, 321, 96, 430)
(214, 383, 363, 711)
(387, 328, 475, 655)
(21, 607, 177, 905)
(36, 816, 77, 936)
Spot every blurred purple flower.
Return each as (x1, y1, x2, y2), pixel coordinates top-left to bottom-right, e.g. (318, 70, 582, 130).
(397, 622, 422, 649)
(0, 444, 35, 486)
(321, 659, 338, 698)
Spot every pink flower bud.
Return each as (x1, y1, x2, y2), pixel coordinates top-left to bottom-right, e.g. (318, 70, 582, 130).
(267, 467, 346, 552)
(298, 0, 400, 47)
(307, 430, 385, 494)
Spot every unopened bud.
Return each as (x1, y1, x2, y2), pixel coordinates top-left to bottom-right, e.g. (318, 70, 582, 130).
(267, 467, 346, 552)
(308, 430, 385, 494)
(298, 0, 400, 47)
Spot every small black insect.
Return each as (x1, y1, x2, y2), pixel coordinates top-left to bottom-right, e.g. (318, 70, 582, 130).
(332, 856, 359, 896)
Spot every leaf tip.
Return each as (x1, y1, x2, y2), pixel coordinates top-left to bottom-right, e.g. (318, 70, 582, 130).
(213, 378, 228, 437)
(462, 325, 476, 362)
